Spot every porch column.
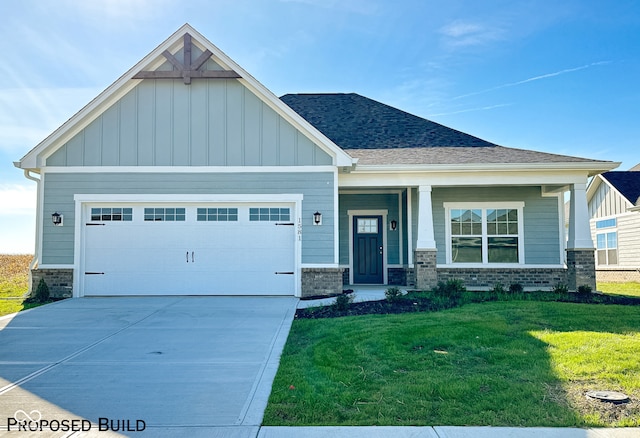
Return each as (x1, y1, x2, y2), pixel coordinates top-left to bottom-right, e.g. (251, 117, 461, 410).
(566, 182, 596, 291)
(414, 185, 438, 290)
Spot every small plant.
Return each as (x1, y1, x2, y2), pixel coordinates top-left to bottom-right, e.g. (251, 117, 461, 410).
(385, 287, 403, 303)
(333, 293, 353, 311)
(509, 283, 524, 293)
(552, 283, 569, 294)
(490, 283, 506, 294)
(577, 285, 592, 294)
(26, 278, 50, 304)
(432, 279, 466, 303)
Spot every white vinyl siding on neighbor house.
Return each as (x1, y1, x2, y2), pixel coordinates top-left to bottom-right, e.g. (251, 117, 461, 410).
(40, 171, 335, 266)
(589, 180, 633, 218)
(46, 79, 333, 167)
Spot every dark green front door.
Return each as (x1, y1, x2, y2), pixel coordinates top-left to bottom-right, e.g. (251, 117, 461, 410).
(353, 216, 384, 284)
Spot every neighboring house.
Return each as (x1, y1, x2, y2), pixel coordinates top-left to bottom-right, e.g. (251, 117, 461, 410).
(587, 168, 640, 282)
(14, 24, 618, 298)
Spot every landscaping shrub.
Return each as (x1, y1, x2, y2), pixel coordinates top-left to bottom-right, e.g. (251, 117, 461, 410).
(552, 283, 569, 294)
(385, 287, 403, 303)
(25, 278, 50, 304)
(333, 293, 353, 311)
(577, 285, 592, 294)
(509, 283, 524, 293)
(432, 279, 466, 304)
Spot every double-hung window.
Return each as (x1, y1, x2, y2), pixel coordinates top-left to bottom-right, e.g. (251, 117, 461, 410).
(595, 218, 617, 265)
(445, 202, 524, 265)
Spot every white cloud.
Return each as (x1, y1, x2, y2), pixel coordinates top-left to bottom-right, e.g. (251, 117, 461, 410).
(439, 19, 504, 48)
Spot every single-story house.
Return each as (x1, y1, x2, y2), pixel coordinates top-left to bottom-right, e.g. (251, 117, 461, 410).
(587, 166, 640, 282)
(15, 24, 618, 298)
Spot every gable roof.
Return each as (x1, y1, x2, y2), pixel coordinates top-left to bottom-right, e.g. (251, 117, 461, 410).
(280, 93, 496, 149)
(600, 171, 640, 206)
(16, 24, 354, 170)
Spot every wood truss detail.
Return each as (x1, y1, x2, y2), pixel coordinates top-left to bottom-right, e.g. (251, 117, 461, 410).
(133, 33, 241, 84)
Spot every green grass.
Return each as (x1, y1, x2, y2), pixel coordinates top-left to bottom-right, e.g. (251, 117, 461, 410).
(598, 282, 640, 298)
(265, 301, 640, 427)
(0, 254, 38, 317)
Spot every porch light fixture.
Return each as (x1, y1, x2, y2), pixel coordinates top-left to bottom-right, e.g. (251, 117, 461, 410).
(51, 212, 63, 226)
(313, 211, 322, 226)
(390, 219, 398, 231)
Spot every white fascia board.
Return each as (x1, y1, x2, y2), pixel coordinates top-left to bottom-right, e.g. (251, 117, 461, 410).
(17, 24, 355, 170)
(349, 161, 620, 175)
(339, 168, 614, 188)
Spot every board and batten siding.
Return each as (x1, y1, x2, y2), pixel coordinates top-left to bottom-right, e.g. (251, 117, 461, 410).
(431, 186, 562, 265)
(588, 180, 633, 219)
(46, 79, 332, 167)
(41, 172, 335, 265)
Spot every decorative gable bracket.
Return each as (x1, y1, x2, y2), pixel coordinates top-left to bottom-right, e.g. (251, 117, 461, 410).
(133, 33, 241, 84)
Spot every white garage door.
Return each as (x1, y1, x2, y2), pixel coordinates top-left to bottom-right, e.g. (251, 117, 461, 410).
(82, 204, 296, 296)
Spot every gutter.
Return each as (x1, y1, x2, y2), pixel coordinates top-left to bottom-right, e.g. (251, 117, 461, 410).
(21, 168, 41, 295)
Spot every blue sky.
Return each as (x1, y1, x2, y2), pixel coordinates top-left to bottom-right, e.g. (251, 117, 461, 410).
(1, 0, 639, 253)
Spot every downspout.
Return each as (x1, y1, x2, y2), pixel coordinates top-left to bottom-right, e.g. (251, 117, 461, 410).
(22, 169, 41, 296)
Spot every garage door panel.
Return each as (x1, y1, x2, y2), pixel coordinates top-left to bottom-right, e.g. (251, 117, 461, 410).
(83, 204, 296, 296)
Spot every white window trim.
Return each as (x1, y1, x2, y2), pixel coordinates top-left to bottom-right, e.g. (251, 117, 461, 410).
(443, 202, 525, 266)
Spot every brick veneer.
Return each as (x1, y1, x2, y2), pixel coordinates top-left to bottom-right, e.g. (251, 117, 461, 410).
(301, 268, 344, 298)
(31, 269, 74, 298)
(596, 269, 640, 283)
(566, 249, 596, 291)
(436, 267, 566, 290)
(414, 250, 438, 290)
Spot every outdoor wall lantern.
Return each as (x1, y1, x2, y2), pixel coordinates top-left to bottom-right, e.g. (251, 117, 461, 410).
(51, 212, 63, 226)
(313, 211, 322, 226)
(390, 219, 398, 231)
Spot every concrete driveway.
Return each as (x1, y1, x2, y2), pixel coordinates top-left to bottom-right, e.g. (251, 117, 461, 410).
(0, 296, 298, 437)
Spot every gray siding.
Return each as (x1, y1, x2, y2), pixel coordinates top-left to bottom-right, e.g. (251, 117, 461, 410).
(338, 193, 402, 265)
(589, 180, 632, 218)
(431, 186, 561, 265)
(41, 171, 335, 265)
(47, 79, 332, 167)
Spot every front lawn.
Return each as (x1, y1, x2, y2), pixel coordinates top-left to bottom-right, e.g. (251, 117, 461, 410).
(265, 300, 640, 427)
(599, 282, 640, 298)
(0, 254, 41, 316)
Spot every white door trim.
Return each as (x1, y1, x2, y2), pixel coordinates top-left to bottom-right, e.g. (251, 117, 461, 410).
(347, 209, 388, 285)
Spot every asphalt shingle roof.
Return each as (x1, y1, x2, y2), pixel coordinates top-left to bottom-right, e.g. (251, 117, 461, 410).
(281, 92, 607, 166)
(602, 172, 640, 206)
(281, 93, 497, 149)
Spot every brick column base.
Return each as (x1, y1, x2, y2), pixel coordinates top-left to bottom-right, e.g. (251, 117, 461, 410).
(31, 269, 74, 298)
(566, 249, 596, 291)
(414, 249, 438, 291)
(301, 268, 345, 298)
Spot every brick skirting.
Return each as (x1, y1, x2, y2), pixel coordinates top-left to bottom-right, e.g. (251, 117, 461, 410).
(31, 269, 74, 298)
(301, 268, 344, 298)
(436, 267, 566, 290)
